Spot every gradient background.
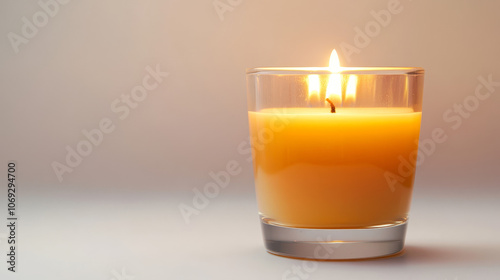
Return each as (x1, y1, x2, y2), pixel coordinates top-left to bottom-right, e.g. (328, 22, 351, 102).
(0, 0, 499, 279)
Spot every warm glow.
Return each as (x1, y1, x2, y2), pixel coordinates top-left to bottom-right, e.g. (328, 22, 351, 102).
(326, 74, 342, 106)
(307, 75, 321, 101)
(326, 49, 342, 106)
(328, 49, 341, 72)
(345, 75, 357, 104)
(403, 76, 409, 106)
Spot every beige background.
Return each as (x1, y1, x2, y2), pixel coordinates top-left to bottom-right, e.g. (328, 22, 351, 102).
(1, 0, 499, 195)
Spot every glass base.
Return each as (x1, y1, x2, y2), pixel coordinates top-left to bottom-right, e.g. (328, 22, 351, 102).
(261, 218, 407, 260)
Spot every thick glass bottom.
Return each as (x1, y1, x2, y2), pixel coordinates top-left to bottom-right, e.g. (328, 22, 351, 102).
(261, 217, 407, 260)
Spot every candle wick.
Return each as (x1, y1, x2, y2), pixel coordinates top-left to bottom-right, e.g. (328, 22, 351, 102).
(326, 98, 336, 113)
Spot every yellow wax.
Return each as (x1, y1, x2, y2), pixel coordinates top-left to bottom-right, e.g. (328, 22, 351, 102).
(248, 108, 421, 229)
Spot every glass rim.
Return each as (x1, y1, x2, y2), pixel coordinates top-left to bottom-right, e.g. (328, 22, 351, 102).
(246, 67, 424, 75)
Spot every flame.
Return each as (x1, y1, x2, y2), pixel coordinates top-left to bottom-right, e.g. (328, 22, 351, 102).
(345, 75, 357, 104)
(307, 75, 321, 102)
(326, 49, 342, 106)
(329, 49, 341, 72)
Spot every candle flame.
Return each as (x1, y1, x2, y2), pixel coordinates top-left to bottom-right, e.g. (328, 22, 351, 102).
(326, 49, 342, 106)
(329, 49, 341, 72)
(345, 75, 357, 104)
(307, 75, 321, 102)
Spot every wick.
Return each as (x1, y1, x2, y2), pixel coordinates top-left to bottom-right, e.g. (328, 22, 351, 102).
(325, 98, 336, 113)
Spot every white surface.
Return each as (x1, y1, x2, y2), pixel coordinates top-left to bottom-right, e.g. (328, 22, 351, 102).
(1, 183, 499, 280)
(0, 0, 499, 193)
